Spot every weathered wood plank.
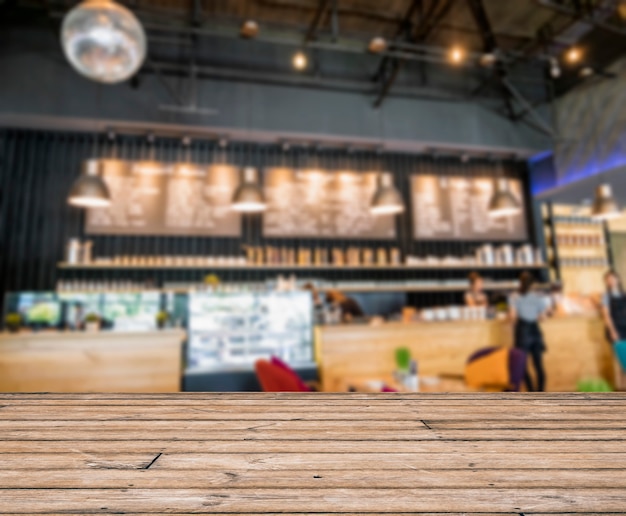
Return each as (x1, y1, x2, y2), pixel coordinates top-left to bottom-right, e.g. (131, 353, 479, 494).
(0, 452, 624, 470)
(1, 488, 625, 513)
(1, 439, 626, 454)
(0, 468, 625, 489)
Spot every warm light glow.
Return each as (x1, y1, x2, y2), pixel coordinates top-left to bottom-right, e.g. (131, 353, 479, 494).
(370, 204, 404, 215)
(488, 206, 521, 218)
(231, 202, 267, 213)
(449, 46, 464, 64)
(566, 47, 582, 64)
(292, 51, 307, 70)
(68, 196, 111, 208)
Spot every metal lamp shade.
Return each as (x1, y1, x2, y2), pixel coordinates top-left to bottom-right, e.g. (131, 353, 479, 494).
(68, 160, 111, 208)
(232, 168, 266, 212)
(488, 179, 521, 218)
(61, 0, 146, 84)
(370, 173, 404, 215)
(592, 184, 621, 221)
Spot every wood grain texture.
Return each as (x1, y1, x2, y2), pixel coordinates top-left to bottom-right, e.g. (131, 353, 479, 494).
(0, 330, 185, 392)
(1, 393, 626, 514)
(319, 318, 614, 392)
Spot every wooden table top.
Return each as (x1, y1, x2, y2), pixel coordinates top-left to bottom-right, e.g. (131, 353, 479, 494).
(1, 392, 626, 514)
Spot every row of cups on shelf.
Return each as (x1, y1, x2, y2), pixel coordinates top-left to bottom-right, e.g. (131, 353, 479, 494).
(406, 245, 542, 267)
(95, 255, 248, 266)
(420, 305, 489, 322)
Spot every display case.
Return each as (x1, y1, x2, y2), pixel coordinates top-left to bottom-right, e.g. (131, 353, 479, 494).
(186, 291, 314, 372)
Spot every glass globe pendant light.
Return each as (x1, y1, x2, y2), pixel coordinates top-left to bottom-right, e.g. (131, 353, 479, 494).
(61, 0, 147, 84)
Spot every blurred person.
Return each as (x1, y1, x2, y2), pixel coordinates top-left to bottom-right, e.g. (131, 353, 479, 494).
(302, 282, 325, 325)
(601, 269, 626, 344)
(465, 272, 488, 307)
(509, 271, 548, 392)
(326, 290, 364, 323)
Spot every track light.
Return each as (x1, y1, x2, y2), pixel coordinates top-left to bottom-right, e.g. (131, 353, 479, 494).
(232, 167, 266, 213)
(240, 20, 259, 39)
(68, 160, 111, 208)
(370, 173, 404, 215)
(449, 46, 464, 64)
(368, 37, 387, 54)
(292, 51, 308, 70)
(591, 184, 621, 221)
(488, 178, 521, 218)
(549, 57, 561, 79)
(579, 66, 594, 78)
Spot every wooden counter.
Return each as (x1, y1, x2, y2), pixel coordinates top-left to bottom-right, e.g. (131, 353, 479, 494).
(319, 317, 614, 392)
(1, 392, 626, 514)
(0, 330, 185, 392)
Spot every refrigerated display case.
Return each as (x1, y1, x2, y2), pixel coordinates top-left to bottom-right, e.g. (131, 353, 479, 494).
(186, 291, 314, 372)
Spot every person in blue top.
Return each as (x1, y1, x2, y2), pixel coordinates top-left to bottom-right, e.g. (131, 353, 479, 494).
(509, 271, 549, 392)
(601, 269, 626, 345)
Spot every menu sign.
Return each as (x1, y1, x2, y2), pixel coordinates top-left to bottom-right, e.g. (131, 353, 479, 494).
(411, 175, 527, 241)
(263, 168, 396, 239)
(86, 160, 241, 236)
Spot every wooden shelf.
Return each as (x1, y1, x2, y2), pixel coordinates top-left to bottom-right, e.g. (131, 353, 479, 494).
(58, 263, 547, 271)
(54, 282, 523, 295)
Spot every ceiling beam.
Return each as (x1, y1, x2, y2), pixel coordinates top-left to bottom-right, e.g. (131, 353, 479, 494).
(373, 0, 455, 108)
(304, 0, 331, 44)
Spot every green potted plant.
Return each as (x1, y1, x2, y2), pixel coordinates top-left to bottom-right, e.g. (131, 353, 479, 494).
(84, 313, 100, 333)
(5, 313, 21, 333)
(156, 311, 169, 330)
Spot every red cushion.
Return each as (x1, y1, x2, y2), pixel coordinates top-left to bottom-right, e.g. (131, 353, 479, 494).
(255, 360, 307, 392)
(270, 356, 311, 392)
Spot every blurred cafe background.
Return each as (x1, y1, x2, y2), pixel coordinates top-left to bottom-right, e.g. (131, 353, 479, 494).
(2, 0, 626, 393)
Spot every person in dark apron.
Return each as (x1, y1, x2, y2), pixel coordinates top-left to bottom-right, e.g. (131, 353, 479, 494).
(601, 270, 626, 344)
(509, 271, 549, 392)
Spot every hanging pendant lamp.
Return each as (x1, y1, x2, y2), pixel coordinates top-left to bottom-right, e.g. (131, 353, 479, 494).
(370, 173, 404, 215)
(232, 167, 266, 212)
(61, 0, 146, 83)
(68, 159, 111, 208)
(488, 178, 521, 218)
(591, 184, 621, 221)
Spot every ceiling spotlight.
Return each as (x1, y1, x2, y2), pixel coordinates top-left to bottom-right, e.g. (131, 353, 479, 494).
(479, 53, 497, 68)
(61, 0, 146, 84)
(549, 57, 561, 79)
(370, 173, 404, 216)
(240, 19, 259, 39)
(449, 46, 464, 64)
(292, 50, 308, 70)
(565, 47, 582, 64)
(591, 184, 621, 221)
(232, 167, 266, 213)
(579, 66, 594, 78)
(68, 160, 111, 208)
(368, 36, 388, 54)
(488, 178, 521, 218)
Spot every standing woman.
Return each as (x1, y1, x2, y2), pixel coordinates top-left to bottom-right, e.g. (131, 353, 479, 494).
(601, 269, 626, 344)
(509, 271, 548, 392)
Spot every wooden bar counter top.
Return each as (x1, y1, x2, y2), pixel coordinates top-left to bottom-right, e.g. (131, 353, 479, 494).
(1, 392, 626, 514)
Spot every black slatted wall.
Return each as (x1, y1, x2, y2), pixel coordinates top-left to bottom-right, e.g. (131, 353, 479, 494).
(0, 128, 538, 309)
